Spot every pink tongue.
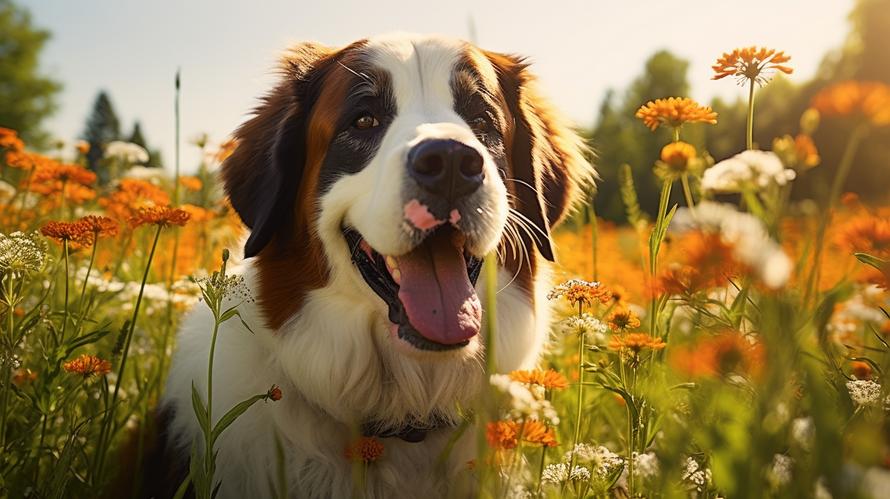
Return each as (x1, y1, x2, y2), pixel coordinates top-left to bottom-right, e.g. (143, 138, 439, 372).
(396, 230, 481, 345)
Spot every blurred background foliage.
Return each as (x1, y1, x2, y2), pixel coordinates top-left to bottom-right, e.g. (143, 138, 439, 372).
(588, 0, 890, 221)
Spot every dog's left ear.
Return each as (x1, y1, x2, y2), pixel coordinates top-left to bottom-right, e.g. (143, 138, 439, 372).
(485, 52, 595, 262)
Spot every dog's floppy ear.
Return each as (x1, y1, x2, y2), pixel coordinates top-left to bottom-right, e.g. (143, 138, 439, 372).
(222, 42, 338, 258)
(485, 52, 595, 262)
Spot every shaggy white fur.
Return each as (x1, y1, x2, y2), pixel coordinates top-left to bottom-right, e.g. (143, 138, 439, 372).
(163, 261, 548, 498)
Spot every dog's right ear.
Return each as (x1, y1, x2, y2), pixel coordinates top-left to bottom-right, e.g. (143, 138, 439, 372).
(222, 42, 338, 258)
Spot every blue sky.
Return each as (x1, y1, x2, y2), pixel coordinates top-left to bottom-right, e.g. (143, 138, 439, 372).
(25, 0, 852, 172)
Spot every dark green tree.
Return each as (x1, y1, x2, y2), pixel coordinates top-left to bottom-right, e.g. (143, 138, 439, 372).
(82, 91, 121, 178)
(127, 120, 163, 168)
(0, 0, 61, 148)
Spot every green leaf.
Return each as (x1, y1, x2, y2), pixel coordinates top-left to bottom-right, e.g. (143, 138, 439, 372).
(853, 252, 888, 271)
(210, 393, 266, 447)
(191, 381, 210, 438)
(598, 384, 639, 427)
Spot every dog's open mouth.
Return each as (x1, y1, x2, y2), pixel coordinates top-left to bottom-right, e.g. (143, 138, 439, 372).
(344, 226, 483, 351)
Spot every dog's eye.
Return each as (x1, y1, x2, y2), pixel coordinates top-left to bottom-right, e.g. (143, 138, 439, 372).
(469, 113, 491, 129)
(353, 113, 380, 130)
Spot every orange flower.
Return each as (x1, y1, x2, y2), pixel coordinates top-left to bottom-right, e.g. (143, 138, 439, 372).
(607, 333, 666, 354)
(267, 384, 282, 401)
(0, 127, 25, 152)
(214, 138, 238, 164)
(180, 204, 215, 223)
(344, 436, 384, 463)
(811, 81, 890, 127)
(179, 176, 203, 192)
(835, 215, 890, 259)
(657, 231, 744, 295)
(607, 307, 641, 331)
(63, 354, 112, 378)
(78, 215, 119, 239)
(486, 421, 519, 450)
(486, 420, 557, 450)
(40, 220, 93, 246)
(5, 150, 52, 170)
(509, 369, 569, 390)
(773, 134, 820, 170)
(660, 141, 697, 169)
(75, 140, 90, 155)
(547, 279, 612, 308)
(100, 178, 171, 221)
(521, 420, 558, 447)
(635, 97, 717, 131)
(712, 46, 793, 85)
(31, 163, 97, 186)
(12, 368, 37, 386)
(129, 206, 191, 228)
(670, 332, 764, 379)
(851, 361, 872, 380)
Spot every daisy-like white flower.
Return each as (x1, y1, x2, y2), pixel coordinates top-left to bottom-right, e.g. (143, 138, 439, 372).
(564, 443, 625, 477)
(569, 465, 591, 482)
(701, 150, 796, 194)
(105, 141, 149, 164)
(846, 379, 881, 406)
(791, 417, 814, 451)
(670, 202, 792, 288)
(633, 452, 660, 480)
(558, 313, 609, 336)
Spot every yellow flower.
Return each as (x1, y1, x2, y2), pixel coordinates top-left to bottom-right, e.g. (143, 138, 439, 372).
(712, 46, 793, 86)
(811, 80, 890, 127)
(509, 369, 569, 390)
(655, 141, 702, 179)
(635, 97, 717, 131)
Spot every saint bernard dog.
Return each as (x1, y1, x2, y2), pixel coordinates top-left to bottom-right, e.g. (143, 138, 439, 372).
(154, 33, 594, 498)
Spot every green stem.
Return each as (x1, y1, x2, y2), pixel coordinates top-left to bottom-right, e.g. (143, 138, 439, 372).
(60, 240, 70, 344)
(204, 317, 222, 481)
(0, 274, 17, 450)
(746, 78, 756, 150)
(680, 174, 695, 208)
(94, 224, 163, 479)
(566, 303, 585, 489)
(804, 124, 868, 306)
(75, 234, 99, 331)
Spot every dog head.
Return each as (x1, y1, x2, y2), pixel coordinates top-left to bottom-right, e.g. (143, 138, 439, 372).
(222, 33, 592, 356)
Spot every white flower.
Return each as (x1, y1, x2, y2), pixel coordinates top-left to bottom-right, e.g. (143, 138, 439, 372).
(768, 454, 793, 487)
(671, 202, 792, 288)
(563, 443, 624, 477)
(124, 165, 166, 181)
(569, 465, 591, 482)
(489, 374, 559, 425)
(0, 232, 48, 273)
(681, 457, 712, 492)
(541, 463, 568, 484)
(505, 484, 532, 499)
(634, 452, 660, 479)
(791, 417, 814, 451)
(558, 313, 609, 343)
(846, 379, 882, 406)
(701, 150, 796, 194)
(105, 141, 149, 164)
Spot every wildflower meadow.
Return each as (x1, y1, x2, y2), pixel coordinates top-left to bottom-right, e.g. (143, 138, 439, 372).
(3, 12, 890, 499)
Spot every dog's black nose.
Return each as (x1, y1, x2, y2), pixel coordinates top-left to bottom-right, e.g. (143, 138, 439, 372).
(408, 139, 484, 202)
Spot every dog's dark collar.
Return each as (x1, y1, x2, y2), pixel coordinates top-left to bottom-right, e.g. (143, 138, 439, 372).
(361, 415, 456, 443)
